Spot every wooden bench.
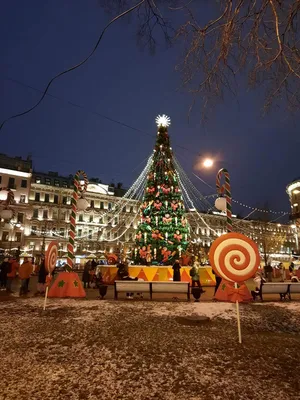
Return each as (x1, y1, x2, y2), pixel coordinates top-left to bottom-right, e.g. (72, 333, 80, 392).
(253, 282, 290, 301)
(114, 281, 190, 300)
(288, 283, 300, 300)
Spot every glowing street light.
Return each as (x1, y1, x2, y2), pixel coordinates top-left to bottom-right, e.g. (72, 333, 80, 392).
(203, 158, 214, 168)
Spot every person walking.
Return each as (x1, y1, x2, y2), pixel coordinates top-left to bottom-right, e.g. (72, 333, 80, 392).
(36, 259, 47, 295)
(6, 257, 19, 293)
(172, 260, 181, 282)
(0, 258, 10, 290)
(212, 269, 222, 295)
(19, 257, 33, 296)
(278, 262, 285, 282)
(265, 263, 273, 282)
(82, 261, 91, 289)
(190, 257, 205, 293)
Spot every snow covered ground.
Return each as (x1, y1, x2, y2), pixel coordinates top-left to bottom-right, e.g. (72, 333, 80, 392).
(0, 298, 299, 400)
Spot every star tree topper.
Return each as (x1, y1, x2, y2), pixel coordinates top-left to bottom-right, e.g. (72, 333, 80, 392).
(156, 114, 171, 128)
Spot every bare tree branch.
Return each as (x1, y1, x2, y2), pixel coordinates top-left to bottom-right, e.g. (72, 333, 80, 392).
(100, 0, 300, 119)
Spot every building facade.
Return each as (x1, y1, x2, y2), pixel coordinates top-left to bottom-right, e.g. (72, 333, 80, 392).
(0, 154, 297, 265)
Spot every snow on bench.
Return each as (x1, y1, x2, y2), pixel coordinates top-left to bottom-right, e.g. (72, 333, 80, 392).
(254, 282, 300, 301)
(288, 283, 300, 300)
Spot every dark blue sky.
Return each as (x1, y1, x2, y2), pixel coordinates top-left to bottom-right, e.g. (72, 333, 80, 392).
(1, 1, 299, 218)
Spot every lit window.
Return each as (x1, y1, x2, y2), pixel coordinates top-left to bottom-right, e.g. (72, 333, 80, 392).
(20, 195, 26, 203)
(35, 177, 41, 184)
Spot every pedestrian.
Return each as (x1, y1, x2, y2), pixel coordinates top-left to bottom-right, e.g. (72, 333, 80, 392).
(289, 261, 295, 278)
(266, 263, 273, 282)
(212, 269, 222, 295)
(36, 259, 47, 295)
(278, 262, 285, 282)
(89, 266, 96, 288)
(118, 260, 135, 299)
(0, 258, 10, 290)
(82, 261, 91, 289)
(190, 257, 205, 293)
(19, 257, 33, 296)
(172, 259, 181, 282)
(91, 259, 97, 269)
(6, 257, 19, 293)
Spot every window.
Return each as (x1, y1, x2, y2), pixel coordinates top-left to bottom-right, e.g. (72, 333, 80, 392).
(78, 229, 82, 237)
(108, 202, 112, 210)
(99, 217, 104, 224)
(79, 214, 83, 222)
(33, 209, 39, 219)
(89, 215, 93, 223)
(44, 193, 50, 203)
(62, 181, 68, 188)
(15, 232, 22, 242)
(21, 180, 27, 188)
(130, 206, 134, 213)
(52, 209, 58, 220)
(43, 210, 48, 219)
(17, 213, 24, 224)
(45, 178, 51, 185)
(53, 195, 58, 204)
(1, 231, 9, 241)
(90, 200, 94, 208)
(31, 226, 37, 235)
(100, 202, 104, 209)
(88, 230, 92, 240)
(59, 228, 65, 237)
(122, 206, 126, 213)
(0, 176, 2, 184)
(114, 217, 118, 225)
(8, 177, 15, 189)
(20, 195, 26, 203)
(35, 177, 41, 184)
(62, 197, 67, 205)
(54, 180, 60, 187)
(35, 193, 40, 201)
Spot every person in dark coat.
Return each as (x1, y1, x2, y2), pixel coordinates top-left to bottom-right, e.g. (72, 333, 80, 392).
(172, 260, 181, 282)
(36, 259, 47, 295)
(0, 258, 10, 289)
(82, 262, 91, 288)
(91, 259, 97, 268)
(212, 269, 222, 295)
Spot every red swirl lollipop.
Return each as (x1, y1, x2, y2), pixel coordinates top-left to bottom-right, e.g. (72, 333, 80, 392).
(209, 232, 260, 282)
(45, 241, 59, 273)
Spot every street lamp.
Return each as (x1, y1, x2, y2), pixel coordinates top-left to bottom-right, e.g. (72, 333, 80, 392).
(203, 158, 214, 168)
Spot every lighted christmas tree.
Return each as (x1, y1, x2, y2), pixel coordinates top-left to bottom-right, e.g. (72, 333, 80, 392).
(134, 115, 190, 265)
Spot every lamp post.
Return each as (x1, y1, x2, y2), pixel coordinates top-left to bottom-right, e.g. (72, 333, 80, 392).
(215, 168, 232, 233)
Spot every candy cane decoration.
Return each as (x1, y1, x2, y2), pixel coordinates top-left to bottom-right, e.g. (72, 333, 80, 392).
(216, 168, 232, 232)
(67, 171, 88, 269)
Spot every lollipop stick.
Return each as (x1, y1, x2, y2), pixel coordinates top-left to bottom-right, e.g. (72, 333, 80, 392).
(235, 282, 242, 343)
(43, 287, 49, 311)
(43, 273, 51, 311)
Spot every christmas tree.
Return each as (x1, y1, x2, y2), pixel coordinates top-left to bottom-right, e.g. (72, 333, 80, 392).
(134, 115, 190, 265)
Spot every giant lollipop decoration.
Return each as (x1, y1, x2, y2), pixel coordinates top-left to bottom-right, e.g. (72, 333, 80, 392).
(209, 232, 260, 343)
(209, 232, 260, 283)
(43, 240, 58, 310)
